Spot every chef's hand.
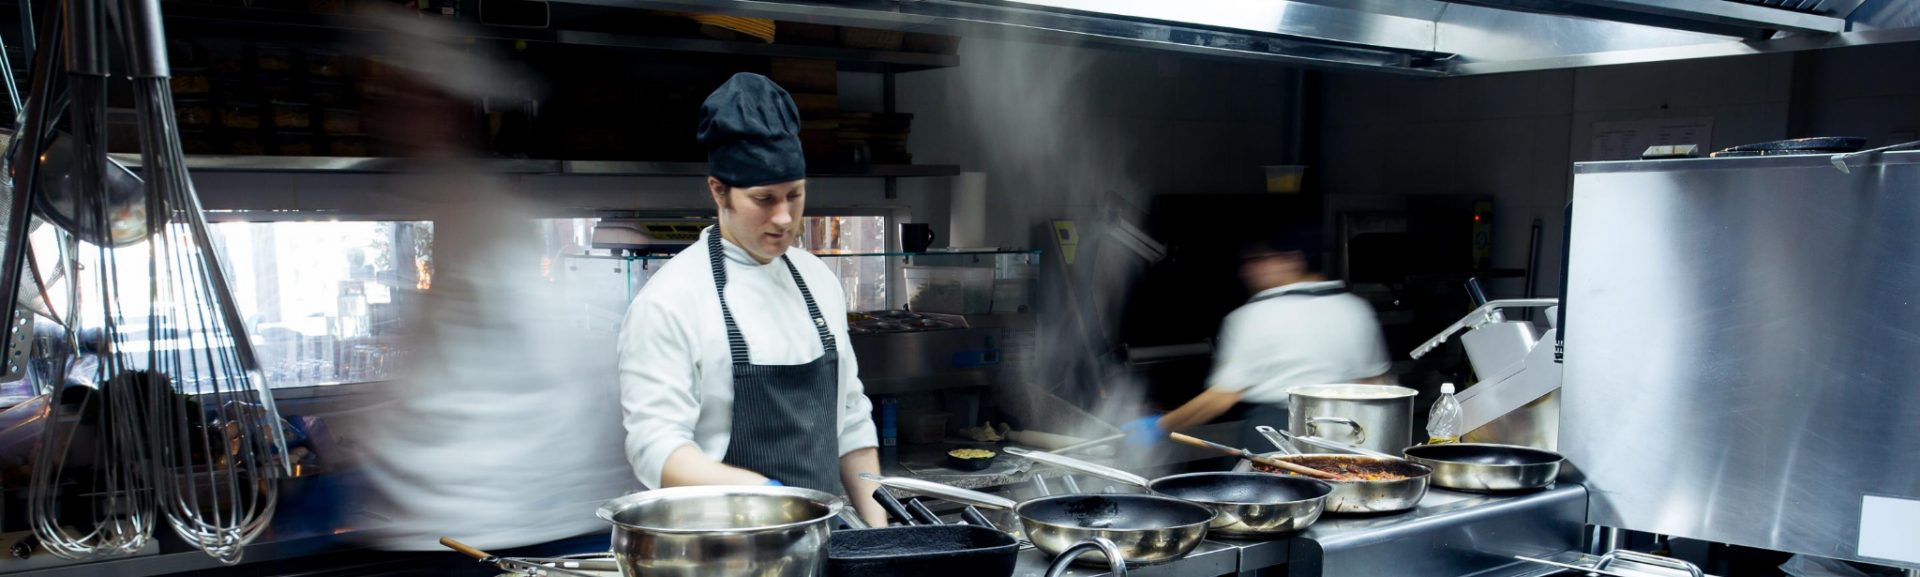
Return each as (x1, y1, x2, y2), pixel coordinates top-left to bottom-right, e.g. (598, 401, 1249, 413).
(1122, 415, 1166, 449)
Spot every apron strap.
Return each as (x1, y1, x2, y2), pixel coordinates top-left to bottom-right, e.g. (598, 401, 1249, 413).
(708, 227, 840, 365)
(708, 228, 751, 364)
(779, 258, 838, 353)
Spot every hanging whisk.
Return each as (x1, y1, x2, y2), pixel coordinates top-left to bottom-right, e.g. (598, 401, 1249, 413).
(1, 0, 290, 563)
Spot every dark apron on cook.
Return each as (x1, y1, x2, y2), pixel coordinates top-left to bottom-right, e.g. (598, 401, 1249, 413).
(707, 229, 844, 493)
(1233, 282, 1351, 450)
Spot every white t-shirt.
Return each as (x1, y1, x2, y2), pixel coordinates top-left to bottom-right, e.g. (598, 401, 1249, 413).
(1206, 281, 1392, 404)
(617, 228, 878, 490)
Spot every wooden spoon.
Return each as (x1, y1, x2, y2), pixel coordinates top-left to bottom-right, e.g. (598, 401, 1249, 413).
(1168, 432, 1342, 481)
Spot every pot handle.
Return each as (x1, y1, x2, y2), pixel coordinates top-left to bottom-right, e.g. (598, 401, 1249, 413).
(833, 500, 869, 530)
(1043, 537, 1127, 577)
(859, 473, 1017, 510)
(828, 496, 867, 529)
(1005, 446, 1152, 488)
(1306, 417, 1367, 444)
(1254, 425, 1301, 456)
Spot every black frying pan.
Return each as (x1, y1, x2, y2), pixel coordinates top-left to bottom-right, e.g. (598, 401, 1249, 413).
(1007, 447, 1331, 537)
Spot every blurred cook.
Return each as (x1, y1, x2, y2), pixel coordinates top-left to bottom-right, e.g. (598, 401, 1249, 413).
(618, 73, 886, 527)
(1124, 231, 1392, 449)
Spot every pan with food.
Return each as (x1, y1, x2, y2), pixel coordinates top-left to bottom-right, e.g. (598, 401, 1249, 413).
(1235, 426, 1432, 514)
(1005, 446, 1331, 537)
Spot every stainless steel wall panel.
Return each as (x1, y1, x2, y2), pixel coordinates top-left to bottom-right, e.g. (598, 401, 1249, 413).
(1563, 152, 1920, 569)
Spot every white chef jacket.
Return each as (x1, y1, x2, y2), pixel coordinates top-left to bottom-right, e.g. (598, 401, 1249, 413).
(356, 184, 640, 551)
(1206, 280, 1392, 404)
(618, 228, 878, 490)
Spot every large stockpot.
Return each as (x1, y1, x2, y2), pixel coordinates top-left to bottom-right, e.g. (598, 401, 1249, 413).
(1288, 384, 1418, 455)
(863, 474, 1214, 566)
(597, 485, 846, 577)
(1006, 447, 1331, 537)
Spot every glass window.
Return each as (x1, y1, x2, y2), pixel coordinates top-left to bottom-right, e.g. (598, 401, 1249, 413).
(20, 220, 433, 391)
(544, 215, 890, 312)
(212, 221, 432, 388)
(799, 216, 888, 312)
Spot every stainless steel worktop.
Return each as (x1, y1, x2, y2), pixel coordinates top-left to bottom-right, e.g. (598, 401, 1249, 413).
(1002, 484, 1587, 577)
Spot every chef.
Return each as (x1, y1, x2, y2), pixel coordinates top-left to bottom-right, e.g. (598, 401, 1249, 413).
(1124, 231, 1392, 449)
(618, 73, 887, 527)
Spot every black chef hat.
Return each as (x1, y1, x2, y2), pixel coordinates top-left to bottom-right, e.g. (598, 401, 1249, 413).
(698, 73, 806, 188)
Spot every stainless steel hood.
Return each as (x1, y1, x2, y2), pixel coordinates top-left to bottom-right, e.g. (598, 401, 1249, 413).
(589, 0, 1920, 75)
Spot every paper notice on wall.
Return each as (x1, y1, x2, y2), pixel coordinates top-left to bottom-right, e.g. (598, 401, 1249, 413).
(1590, 117, 1714, 161)
(1860, 495, 1920, 564)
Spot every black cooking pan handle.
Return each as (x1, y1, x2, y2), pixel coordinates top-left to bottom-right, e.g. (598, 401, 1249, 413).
(906, 498, 944, 526)
(873, 488, 917, 526)
(960, 506, 997, 530)
(1043, 537, 1126, 577)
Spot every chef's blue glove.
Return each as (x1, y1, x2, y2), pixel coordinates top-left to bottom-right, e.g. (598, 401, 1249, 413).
(1122, 415, 1165, 449)
(764, 479, 784, 487)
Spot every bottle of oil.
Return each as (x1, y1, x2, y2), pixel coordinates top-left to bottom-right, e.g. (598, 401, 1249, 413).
(1426, 383, 1462, 444)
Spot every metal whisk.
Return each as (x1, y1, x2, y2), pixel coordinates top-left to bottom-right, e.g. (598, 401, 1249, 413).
(1, 0, 290, 563)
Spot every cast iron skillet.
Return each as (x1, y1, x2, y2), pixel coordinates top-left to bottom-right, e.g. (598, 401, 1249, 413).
(829, 523, 1020, 577)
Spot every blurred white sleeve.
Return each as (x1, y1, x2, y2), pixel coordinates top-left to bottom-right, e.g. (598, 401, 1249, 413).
(837, 347, 878, 456)
(1205, 313, 1256, 393)
(618, 294, 700, 489)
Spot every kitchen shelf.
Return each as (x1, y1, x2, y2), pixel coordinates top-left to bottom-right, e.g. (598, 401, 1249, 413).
(154, 2, 959, 73)
(567, 249, 1038, 261)
(110, 154, 960, 178)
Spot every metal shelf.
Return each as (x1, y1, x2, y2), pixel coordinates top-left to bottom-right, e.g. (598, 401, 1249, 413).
(155, 3, 959, 73)
(566, 248, 1036, 261)
(110, 154, 960, 178)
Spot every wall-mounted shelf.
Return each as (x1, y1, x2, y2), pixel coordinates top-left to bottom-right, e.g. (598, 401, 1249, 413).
(567, 249, 1037, 262)
(154, 3, 959, 74)
(110, 154, 960, 178)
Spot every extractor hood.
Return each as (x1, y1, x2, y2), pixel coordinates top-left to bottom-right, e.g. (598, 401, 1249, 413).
(584, 0, 1920, 75)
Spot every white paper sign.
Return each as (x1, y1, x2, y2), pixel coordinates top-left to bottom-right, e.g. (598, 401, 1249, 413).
(1860, 495, 1920, 564)
(1590, 117, 1714, 161)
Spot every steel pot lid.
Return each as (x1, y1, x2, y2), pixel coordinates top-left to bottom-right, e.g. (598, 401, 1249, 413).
(1287, 384, 1418, 400)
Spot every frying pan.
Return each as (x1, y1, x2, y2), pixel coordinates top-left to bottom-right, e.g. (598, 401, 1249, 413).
(1240, 426, 1431, 514)
(1401, 443, 1563, 492)
(1005, 447, 1330, 537)
(829, 523, 1020, 577)
(861, 473, 1212, 567)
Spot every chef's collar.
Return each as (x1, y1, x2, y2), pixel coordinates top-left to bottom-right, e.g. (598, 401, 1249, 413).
(706, 226, 784, 267)
(1252, 280, 1346, 301)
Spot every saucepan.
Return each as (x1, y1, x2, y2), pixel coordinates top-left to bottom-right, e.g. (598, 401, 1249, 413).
(862, 473, 1212, 567)
(1005, 446, 1331, 537)
(1401, 443, 1564, 492)
(1236, 426, 1431, 514)
(596, 485, 846, 577)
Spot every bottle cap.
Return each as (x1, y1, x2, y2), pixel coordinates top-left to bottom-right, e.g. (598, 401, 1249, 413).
(1440, 382, 1455, 394)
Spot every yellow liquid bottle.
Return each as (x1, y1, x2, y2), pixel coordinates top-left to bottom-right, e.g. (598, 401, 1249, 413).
(1425, 383, 1462, 445)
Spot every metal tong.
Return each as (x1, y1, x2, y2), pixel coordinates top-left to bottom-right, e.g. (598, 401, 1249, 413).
(440, 537, 604, 577)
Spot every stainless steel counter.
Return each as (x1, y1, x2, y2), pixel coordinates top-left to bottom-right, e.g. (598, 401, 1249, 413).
(1001, 484, 1587, 577)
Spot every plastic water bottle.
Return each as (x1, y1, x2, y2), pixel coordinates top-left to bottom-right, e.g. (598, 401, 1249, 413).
(1426, 383, 1463, 444)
